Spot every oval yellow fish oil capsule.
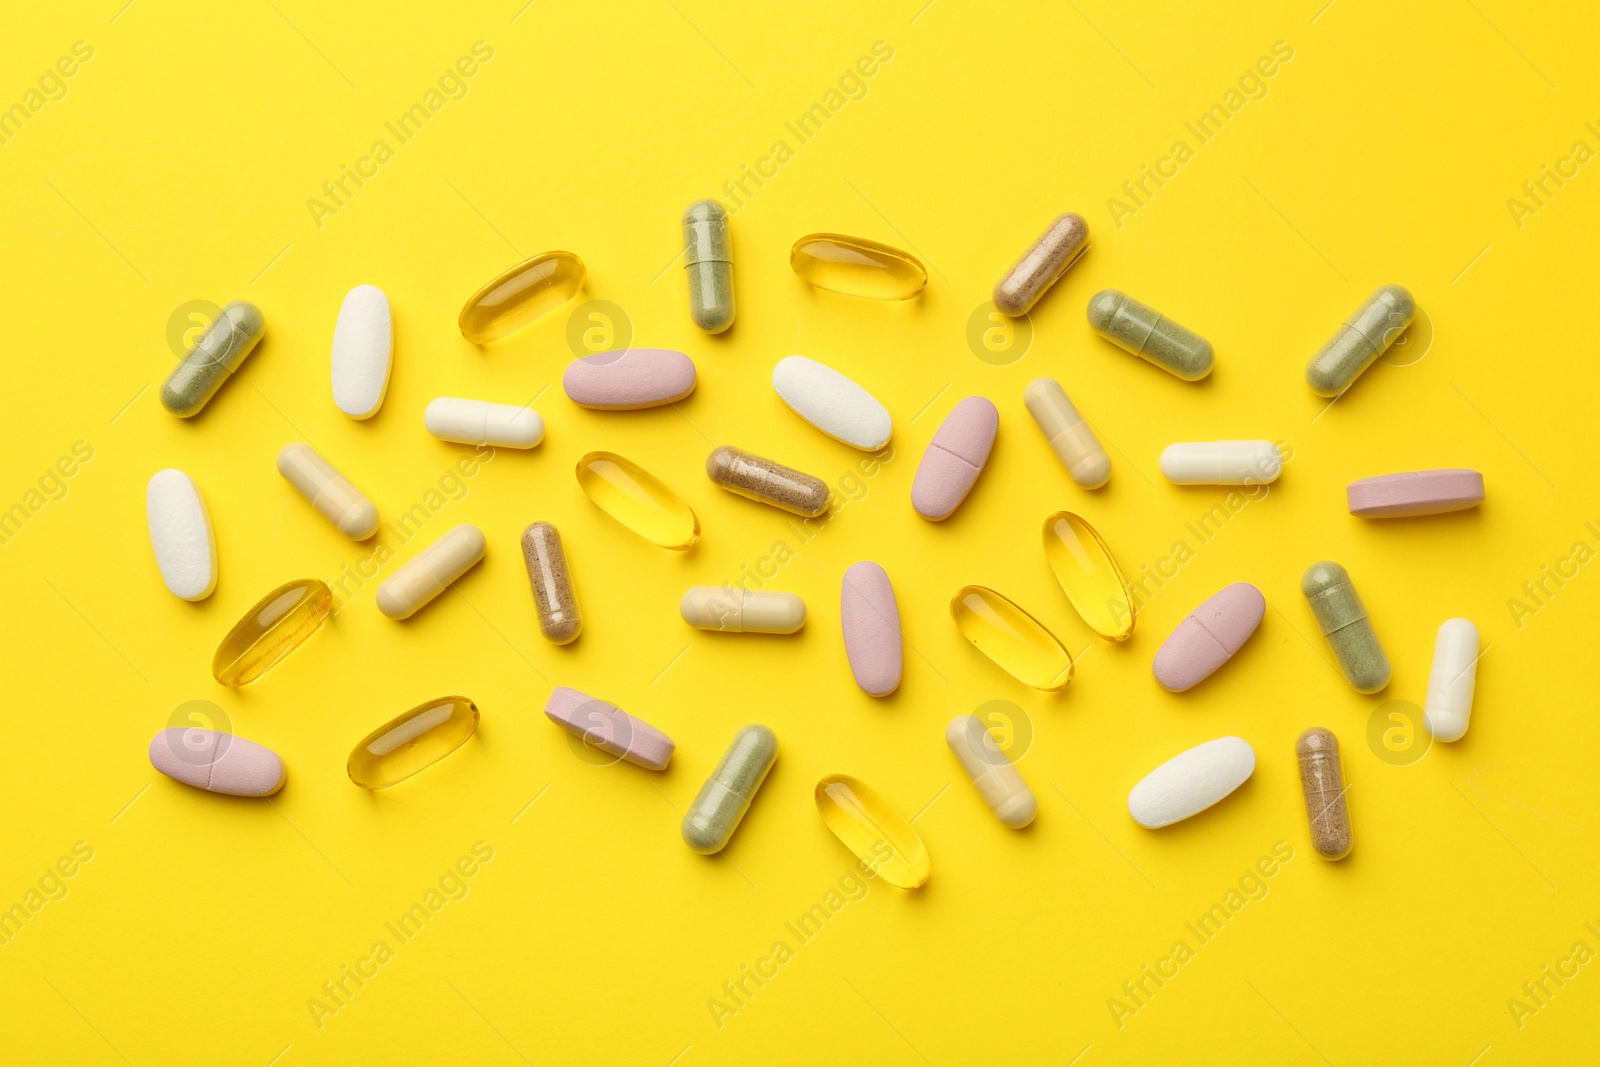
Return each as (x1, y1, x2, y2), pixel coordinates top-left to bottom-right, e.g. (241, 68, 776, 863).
(950, 585, 1074, 691)
(1042, 511, 1135, 640)
(815, 774, 930, 889)
(458, 251, 585, 343)
(576, 451, 699, 550)
(790, 233, 926, 300)
(212, 579, 332, 686)
(348, 696, 480, 789)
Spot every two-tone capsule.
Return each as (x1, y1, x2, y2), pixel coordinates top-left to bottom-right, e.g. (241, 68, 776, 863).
(277, 444, 379, 539)
(1024, 379, 1109, 489)
(160, 301, 265, 417)
(680, 587, 805, 634)
(1296, 727, 1353, 860)
(683, 200, 735, 333)
(1301, 561, 1389, 693)
(706, 446, 829, 517)
(377, 525, 486, 620)
(946, 714, 1036, 828)
(521, 522, 581, 643)
(1305, 285, 1414, 396)
(682, 724, 777, 853)
(1087, 289, 1213, 381)
(993, 212, 1088, 316)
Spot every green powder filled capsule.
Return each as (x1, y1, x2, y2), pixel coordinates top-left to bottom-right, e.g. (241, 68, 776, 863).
(1086, 289, 1213, 381)
(683, 199, 735, 333)
(1302, 561, 1390, 693)
(160, 301, 265, 417)
(1305, 285, 1415, 397)
(682, 724, 776, 853)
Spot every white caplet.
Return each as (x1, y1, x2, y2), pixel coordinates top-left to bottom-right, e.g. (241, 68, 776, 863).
(1128, 736, 1255, 828)
(146, 469, 217, 601)
(771, 355, 892, 451)
(1424, 618, 1479, 742)
(331, 284, 392, 419)
(424, 398, 543, 448)
(1159, 441, 1282, 485)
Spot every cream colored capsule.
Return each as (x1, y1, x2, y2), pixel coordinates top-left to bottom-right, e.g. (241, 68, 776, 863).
(946, 714, 1036, 828)
(1023, 378, 1109, 489)
(680, 586, 805, 634)
(377, 524, 486, 619)
(424, 397, 543, 448)
(276, 443, 379, 540)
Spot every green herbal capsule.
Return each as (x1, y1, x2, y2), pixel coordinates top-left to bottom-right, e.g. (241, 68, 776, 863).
(1086, 289, 1213, 381)
(161, 301, 265, 417)
(1302, 561, 1390, 694)
(1305, 285, 1414, 397)
(683, 199, 734, 333)
(681, 724, 776, 853)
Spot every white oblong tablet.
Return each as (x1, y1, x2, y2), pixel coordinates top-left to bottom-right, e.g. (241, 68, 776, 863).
(771, 355, 892, 450)
(331, 284, 392, 419)
(424, 397, 544, 448)
(1128, 736, 1255, 828)
(146, 469, 217, 601)
(1159, 441, 1282, 485)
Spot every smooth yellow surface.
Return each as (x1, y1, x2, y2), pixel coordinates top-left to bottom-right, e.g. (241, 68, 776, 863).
(2, 2, 1599, 1063)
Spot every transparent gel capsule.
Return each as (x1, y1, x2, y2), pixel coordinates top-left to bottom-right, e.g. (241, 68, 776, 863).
(458, 251, 585, 343)
(790, 233, 927, 300)
(815, 774, 929, 890)
(1043, 511, 1135, 640)
(211, 578, 332, 687)
(348, 696, 479, 789)
(576, 451, 699, 550)
(950, 586, 1074, 691)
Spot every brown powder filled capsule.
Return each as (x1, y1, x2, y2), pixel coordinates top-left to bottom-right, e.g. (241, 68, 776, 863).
(521, 522, 581, 644)
(1296, 727, 1352, 860)
(706, 446, 830, 517)
(993, 213, 1089, 317)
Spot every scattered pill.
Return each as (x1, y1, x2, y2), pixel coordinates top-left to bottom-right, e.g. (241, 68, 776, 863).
(771, 356, 892, 451)
(680, 587, 805, 633)
(276, 443, 379, 540)
(912, 396, 998, 521)
(1023, 378, 1109, 489)
(1347, 468, 1484, 518)
(424, 397, 543, 449)
(1043, 512, 1134, 640)
(815, 774, 929, 889)
(146, 469, 217, 601)
(790, 233, 926, 300)
(160, 301, 265, 417)
(562, 348, 697, 410)
(993, 212, 1089, 317)
(1128, 736, 1255, 829)
(1152, 583, 1265, 692)
(521, 522, 581, 644)
(1424, 618, 1479, 742)
(840, 562, 902, 697)
(1160, 441, 1282, 485)
(683, 200, 735, 333)
(458, 251, 585, 343)
(576, 451, 699, 550)
(707, 446, 830, 517)
(1302, 561, 1390, 693)
(149, 728, 285, 796)
(1295, 727, 1352, 859)
(330, 284, 391, 419)
(544, 686, 673, 770)
(348, 696, 479, 789)
(950, 585, 1074, 691)
(1086, 289, 1212, 381)
(212, 578, 332, 686)
(946, 714, 1036, 828)
(683, 724, 777, 854)
(376, 524, 486, 620)
(1305, 285, 1414, 396)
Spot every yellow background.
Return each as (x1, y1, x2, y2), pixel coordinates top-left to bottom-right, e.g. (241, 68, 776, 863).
(2, 1, 1597, 1063)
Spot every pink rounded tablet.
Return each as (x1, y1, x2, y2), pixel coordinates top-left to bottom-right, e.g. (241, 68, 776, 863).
(911, 396, 999, 521)
(840, 561, 903, 696)
(543, 686, 675, 769)
(562, 349, 697, 410)
(148, 728, 285, 796)
(1152, 582, 1265, 692)
(1347, 468, 1484, 518)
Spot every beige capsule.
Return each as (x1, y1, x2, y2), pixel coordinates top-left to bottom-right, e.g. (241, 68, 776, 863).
(377, 524, 486, 620)
(521, 522, 581, 644)
(680, 587, 805, 634)
(276, 443, 379, 539)
(993, 213, 1089, 317)
(706, 446, 830, 517)
(1023, 379, 1110, 489)
(1296, 727, 1352, 860)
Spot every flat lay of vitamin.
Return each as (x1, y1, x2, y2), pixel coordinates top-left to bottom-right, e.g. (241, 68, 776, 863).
(3, 4, 1595, 1064)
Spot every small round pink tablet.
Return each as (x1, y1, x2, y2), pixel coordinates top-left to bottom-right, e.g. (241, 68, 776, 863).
(562, 349, 697, 410)
(1152, 582, 1265, 692)
(543, 686, 675, 769)
(911, 396, 999, 521)
(840, 561, 903, 697)
(1346, 469, 1484, 518)
(148, 728, 285, 796)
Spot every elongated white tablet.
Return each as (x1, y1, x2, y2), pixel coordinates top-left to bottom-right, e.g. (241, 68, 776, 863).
(1424, 617, 1479, 742)
(1128, 736, 1255, 828)
(424, 397, 543, 448)
(331, 284, 391, 419)
(1159, 441, 1282, 485)
(146, 469, 217, 601)
(771, 355, 892, 450)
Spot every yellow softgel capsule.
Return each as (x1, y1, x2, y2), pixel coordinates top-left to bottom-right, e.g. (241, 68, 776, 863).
(814, 774, 930, 890)
(950, 585, 1074, 691)
(458, 251, 584, 343)
(790, 233, 927, 300)
(576, 451, 699, 550)
(348, 696, 479, 789)
(211, 578, 332, 687)
(1043, 511, 1135, 640)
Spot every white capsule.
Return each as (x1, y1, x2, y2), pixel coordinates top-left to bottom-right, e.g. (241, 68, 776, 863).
(376, 524, 486, 619)
(146, 469, 217, 601)
(1424, 618, 1479, 742)
(679, 586, 805, 634)
(330, 284, 392, 419)
(1023, 378, 1109, 489)
(946, 714, 1036, 828)
(424, 397, 543, 448)
(771, 355, 892, 450)
(1128, 736, 1255, 828)
(1159, 441, 1282, 485)
(276, 443, 379, 540)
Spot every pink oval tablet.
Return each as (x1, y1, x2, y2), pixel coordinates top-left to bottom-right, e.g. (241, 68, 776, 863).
(840, 561, 903, 696)
(562, 349, 697, 410)
(543, 686, 675, 769)
(911, 396, 999, 521)
(148, 728, 285, 796)
(1152, 582, 1265, 692)
(1347, 469, 1484, 518)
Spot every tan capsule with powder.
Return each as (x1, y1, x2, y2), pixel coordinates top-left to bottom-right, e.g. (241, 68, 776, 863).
(1296, 727, 1352, 860)
(706, 446, 830, 517)
(521, 522, 581, 644)
(993, 213, 1088, 316)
